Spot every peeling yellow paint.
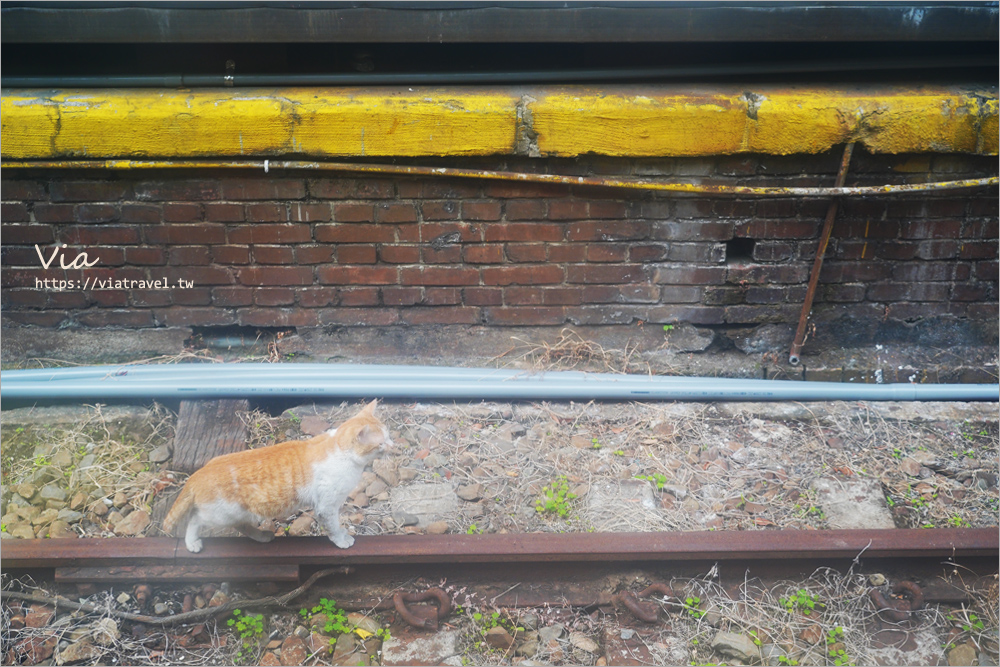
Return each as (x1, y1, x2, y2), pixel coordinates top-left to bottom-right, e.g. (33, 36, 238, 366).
(1, 85, 995, 159)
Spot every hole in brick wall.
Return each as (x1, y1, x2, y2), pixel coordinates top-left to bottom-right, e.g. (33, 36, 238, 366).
(186, 326, 296, 352)
(725, 238, 756, 261)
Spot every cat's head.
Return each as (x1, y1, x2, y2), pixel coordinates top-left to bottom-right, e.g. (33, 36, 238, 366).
(343, 399, 394, 458)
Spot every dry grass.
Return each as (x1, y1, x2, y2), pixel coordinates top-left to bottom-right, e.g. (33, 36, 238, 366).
(495, 328, 648, 375)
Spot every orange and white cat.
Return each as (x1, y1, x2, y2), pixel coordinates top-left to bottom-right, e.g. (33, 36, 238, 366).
(163, 400, 393, 552)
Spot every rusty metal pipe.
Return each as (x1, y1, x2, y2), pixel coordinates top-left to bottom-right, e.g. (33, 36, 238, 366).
(2, 159, 995, 197)
(789, 142, 855, 365)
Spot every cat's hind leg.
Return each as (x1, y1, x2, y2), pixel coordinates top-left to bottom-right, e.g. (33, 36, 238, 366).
(184, 515, 204, 553)
(236, 523, 275, 543)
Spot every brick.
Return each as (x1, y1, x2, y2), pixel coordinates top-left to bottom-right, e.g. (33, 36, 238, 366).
(951, 283, 992, 301)
(667, 243, 725, 263)
(422, 246, 463, 264)
(315, 224, 395, 243)
(464, 245, 504, 264)
(740, 220, 817, 239)
(884, 200, 925, 219)
(586, 244, 629, 262)
(822, 284, 867, 302)
(752, 241, 794, 262)
(728, 263, 808, 284)
(228, 224, 312, 244)
(396, 224, 420, 242)
(755, 199, 797, 218)
(120, 204, 162, 223)
(1, 180, 45, 200)
(505, 200, 547, 220)
(173, 288, 212, 306)
(168, 246, 212, 265)
(246, 203, 288, 222)
(962, 218, 999, 239)
(483, 307, 566, 325)
(548, 200, 589, 220)
(959, 241, 998, 260)
(567, 221, 649, 242)
(4, 312, 71, 327)
(672, 199, 715, 219)
(484, 222, 563, 243)
(212, 245, 251, 264)
(506, 286, 584, 306)
(839, 199, 886, 218)
(238, 308, 319, 328)
(162, 266, 235, 286)
(900, 220, 962, 239)
(656, 285, 702, 303)
(78, 310, 156, 328)
(401, 267, 480, 286)
(969, 197, 999, 217)
(1, 203, 30, 221)
(135, 180, 220, 201)
(383, 287, 423, 306)
(547, 244, 587, 262)
(401, 307, 481, 325)
(254, 288, 296, 306)
(723, 304, 800, 324)
(307, 178, 354, 199)
(1, 246, 45, 267)
(318, 266, 397, 285)
(375, 203, 418, 223)
(162, 203, 202, 222)
(716, 156, 757, 175)
(652, 264, 727, 285)
(253, 245, 296, 264)
(289, 203, 332, 222)
(483, 181, 568, 199)
(419, 180, 480, 199)
(354, 179, 397, 199)
(212, 287, 254, 306)
(89, 289, 129, 307)
(566, 264, 647, 284)
(337, 245, 377, 264)
(462, 201, 502, 221)
(629, 244, 668, 262)
(33, 204, 76, 223)
(380, 245, 421, 264)
(145, 224, 226, 245)
(129, 290, 173, 308)
(975, 260, 998, 281)
(2, 288, 45, 307)
(867, 283, 949, 302)
(832, 219, 898, 239)
(703, 286, 744, 305)
(464, 287, 503, 306)
(294, 245, 334, 264)
(61, 225, 141, 245)
(652, 221, 733, 242)
(334, 203, 375, 222)
(816, 262, 891, 283)
(891, 263, 962, 282)
(204, 203, 246, 222)
(218, 178, 305, 200)
(239, 267, 313, 286)
(913, 240, 958, 260)
(646, 305, 725, 325)
(297, 287, 338, 308)
(482, 265, 563, 286)
(587, 200, 628, 219)
(924, 199, 966, 217)
(47, 290, 90, 309)
(743, 286, 785, 304)
(876, 241, 918, 260)
(1, 225, 54, 244)
(421, 201, 460, 221)
(420, 223, 483, 243)
(318, 307, 400, 326)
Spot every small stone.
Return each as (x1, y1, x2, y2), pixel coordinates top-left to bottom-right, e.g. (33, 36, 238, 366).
(798, 624, 824, 645)
(538, 624, 565, 643)
(258, 652, 281, 666)
(426, 521, 449, 534)
(47, 520, 76, 539)
(209, 590, 230, 608)
(69, 493, 88, 511)
(57, 509, 84, 524)
(16, 483, 37, 500)
(710, 631, 760, 663)
(91, 501, 110, 517)
(307, 632, 333, 655)
(18, 636, 56, 664)
(366, 480, 388, 497)
(519, 613, 539, 631)
(392, 511, 419, 527)
(620, 629, 635, 640)
(280, 636, 308, 666)
(56, 639, 100, 666)
(116, 593, 131, 605)
(114, 510, 150, 536)
(293, 625, 311, 639)
(113, 492, 128, 508)
(571, 435, 594, 449)
(24, 605, 55, 628)
(39, 485, 67, 502)
(51, 450, 74, 468)
(287, 514, 315, 536)
(346, 613, 380, 635)
(900, 458, 922, 477)
(457, 484, 483, 501)
(300, 416, 330, 436)
(868, 574, 887, 586)
(485, 626, 515, 651)
(569, 632, 598, 653)
(12, 524, 36, 539)
(331, 632, 357, 660)
(194, 595, 206, 609)
(350, 492, 369, 508)
(92, 619, 120, 646)
(154, 603, 169, 615)
(516, 638, 539, 657)
(32, 508, 60, 526)
(948, 642, 978, 666)
(149, 445, 172, 464)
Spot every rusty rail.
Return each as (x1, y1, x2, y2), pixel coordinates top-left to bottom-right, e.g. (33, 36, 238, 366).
(3, 528, 996, 570)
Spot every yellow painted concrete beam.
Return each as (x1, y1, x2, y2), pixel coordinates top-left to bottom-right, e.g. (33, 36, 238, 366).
(1, 86, 996, 159)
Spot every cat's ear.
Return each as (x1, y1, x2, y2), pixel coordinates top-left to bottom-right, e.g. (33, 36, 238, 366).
(363, 399, 379, 415)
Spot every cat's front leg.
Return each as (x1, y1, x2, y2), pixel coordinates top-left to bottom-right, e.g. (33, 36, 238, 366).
(317, 505, 354, 548)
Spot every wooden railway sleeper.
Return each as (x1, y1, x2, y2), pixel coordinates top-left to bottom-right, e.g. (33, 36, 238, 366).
(613, 582, 678, 623)
(870, 580, 925, 622)
(392, 588, 452, 631)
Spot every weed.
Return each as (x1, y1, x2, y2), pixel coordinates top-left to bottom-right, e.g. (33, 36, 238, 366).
(683, 596, 706, 620)
(780, 589, 823, 616)
(466, 523, 482, 535)
(777, 656, 800, 666)
(826, 626, 854, 666)
(227, 609, 264, 662)
(299, 598, 352, 646)
(636, 472, 669, 491)
(535, 476, 577, 519)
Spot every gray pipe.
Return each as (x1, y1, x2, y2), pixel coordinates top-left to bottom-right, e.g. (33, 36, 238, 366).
(1, 364, 996, 402)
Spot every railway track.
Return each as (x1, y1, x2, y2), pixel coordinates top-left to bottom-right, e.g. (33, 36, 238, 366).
(3, 528, 997, 666)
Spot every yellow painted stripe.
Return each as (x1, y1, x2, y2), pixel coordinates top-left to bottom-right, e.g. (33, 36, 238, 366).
(1, 86, 996, 159)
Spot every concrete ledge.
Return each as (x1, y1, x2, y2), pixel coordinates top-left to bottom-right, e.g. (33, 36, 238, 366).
(2, 85, 996, 159)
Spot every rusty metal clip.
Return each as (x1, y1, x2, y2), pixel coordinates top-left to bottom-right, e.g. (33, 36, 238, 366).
(393, 588, 452, 631)
(870, 581, 924, 622)
(614, 583, 677, 623)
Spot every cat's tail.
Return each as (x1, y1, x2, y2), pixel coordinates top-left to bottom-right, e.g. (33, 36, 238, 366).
(162, 485, 194, 536)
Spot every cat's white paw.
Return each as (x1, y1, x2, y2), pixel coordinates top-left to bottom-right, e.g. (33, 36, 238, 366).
(186, 538, 204, 553)
(331, 533, 354, 549)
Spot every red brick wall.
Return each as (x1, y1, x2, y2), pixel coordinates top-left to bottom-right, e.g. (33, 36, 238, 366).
(2, 150, 997, 343)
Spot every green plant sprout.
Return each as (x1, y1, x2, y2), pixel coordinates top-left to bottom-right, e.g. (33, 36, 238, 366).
(683, 596, 706, 620)
(780, 589, 823, 616)
(636, 472, 668, 490)
(535, 476, 577, 518)
(227, 609, 264, 662)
